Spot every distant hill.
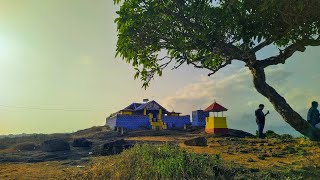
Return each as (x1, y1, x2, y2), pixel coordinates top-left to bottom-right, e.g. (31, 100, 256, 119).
(0, 133, 31, 139)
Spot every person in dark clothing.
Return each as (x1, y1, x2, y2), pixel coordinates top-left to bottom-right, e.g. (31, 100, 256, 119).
(307, 101, 320, 128)
(255, 104, 269, 138)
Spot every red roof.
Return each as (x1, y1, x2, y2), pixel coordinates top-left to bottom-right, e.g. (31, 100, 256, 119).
(204, 102, 228, 112)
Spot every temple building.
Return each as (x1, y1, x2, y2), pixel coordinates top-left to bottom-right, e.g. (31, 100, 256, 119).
(192, 101, 229, 134)
(106, 99, 190, 130)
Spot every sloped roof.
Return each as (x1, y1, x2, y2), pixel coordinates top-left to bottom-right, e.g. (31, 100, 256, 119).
(204, 102, 228, 112)
(121, 100, 170, 114)
(123, 103, 143, 111)
(135, 100, 170, 113)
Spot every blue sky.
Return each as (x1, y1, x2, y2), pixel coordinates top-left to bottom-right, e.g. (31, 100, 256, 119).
(0, 0, 319, 136)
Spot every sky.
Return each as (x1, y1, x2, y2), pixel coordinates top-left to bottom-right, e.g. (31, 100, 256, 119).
(0, 0, 319, 136)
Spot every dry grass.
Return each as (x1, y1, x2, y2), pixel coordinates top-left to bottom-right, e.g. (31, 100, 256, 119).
(0, 160, 85, 180)
(0, 128, 320, 179)
(180, 137, 320, 172)
(124, 132, 320, 173)
(72, 126, 111, 139)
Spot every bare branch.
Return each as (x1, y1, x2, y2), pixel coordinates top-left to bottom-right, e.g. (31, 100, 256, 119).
(189, 58, 232, 76)
(190, 62, 205, 69)
(159, 58, 173, 69)
(258, 39, 320, 68)
(207, 59, 232, 76)
(172, 58, 185, 70)
(157, 56, 170, 62)
(251, 39, 273, 53)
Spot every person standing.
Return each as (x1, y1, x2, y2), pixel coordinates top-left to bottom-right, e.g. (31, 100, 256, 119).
(307, 101, 320, 128)
(255, 104, 269, 138)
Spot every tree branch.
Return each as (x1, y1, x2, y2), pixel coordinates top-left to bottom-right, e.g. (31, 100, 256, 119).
(159, 57, 173, 69)
(207, 60, 232, 76)
(258, 39, 320, 68)
(171, 57, 186, 70)
(251, 39, 273, 53)
(217, 43, 248, 62)
(189, 58, 232, 76)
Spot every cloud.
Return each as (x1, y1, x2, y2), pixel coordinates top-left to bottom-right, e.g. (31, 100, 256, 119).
(312, 73, 320, 80)
(266, 68, 294, 86)
(160, 65, 319, 136)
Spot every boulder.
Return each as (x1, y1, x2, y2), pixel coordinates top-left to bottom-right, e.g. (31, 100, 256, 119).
(227, 129, 254, 138)
(72, 138, 93, 148)
(207, 129, 254, 138)
(41, 139, 70, 152)
(92, 139, 133, 156)
(184, 137, 207, 147)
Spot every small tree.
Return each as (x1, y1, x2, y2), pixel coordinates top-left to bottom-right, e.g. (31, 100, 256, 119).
(113, 0, 320, 140)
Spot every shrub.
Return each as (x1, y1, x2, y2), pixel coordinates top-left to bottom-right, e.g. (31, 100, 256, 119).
(264, 130, 281, 139)
(280, 134, 293, 141)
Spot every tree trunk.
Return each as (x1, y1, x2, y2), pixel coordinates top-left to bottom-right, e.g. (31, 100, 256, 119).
(249, 66, 320, 141)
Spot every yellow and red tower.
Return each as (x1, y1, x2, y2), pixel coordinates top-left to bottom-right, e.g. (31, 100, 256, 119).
(204, 102, 228, 134)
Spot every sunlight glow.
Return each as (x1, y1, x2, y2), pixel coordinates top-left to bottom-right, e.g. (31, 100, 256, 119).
(0, 37, 12, 59)
(0, 35, 20, 60)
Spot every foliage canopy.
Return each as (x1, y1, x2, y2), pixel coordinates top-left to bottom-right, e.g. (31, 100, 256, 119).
(114, 0, 320, 87)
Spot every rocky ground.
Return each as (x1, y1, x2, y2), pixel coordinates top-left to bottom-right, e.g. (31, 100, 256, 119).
(0, 126, 319, 179)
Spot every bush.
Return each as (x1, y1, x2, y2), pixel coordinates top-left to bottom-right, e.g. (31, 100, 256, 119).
(264, 130, 281, 139)
(280, 134, 293, 141)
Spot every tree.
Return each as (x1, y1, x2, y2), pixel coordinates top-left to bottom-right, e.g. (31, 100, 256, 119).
(113, 0, 320, 140)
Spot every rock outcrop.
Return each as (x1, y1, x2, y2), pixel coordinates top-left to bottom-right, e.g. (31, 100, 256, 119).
(41, 139, 70, 152)
(184, 137, 207, 146)
(92, 139, 133, 156)
(72, 138, 93, 148)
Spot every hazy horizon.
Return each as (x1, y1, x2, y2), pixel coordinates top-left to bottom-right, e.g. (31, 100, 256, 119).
(0, 0, 319, 136)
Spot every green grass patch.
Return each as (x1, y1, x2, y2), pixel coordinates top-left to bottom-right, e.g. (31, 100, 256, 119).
(78, 144, 320, 180)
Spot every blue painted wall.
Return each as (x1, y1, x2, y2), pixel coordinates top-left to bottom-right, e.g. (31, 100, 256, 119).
(107, 115, 150, 130)
(192, 110, 208, 127)
(107, 115, 191, 130)
(162, 115, 191, 128)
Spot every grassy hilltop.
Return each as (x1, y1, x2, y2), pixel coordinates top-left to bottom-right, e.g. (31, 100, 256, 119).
(0, 126, 320, 179)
